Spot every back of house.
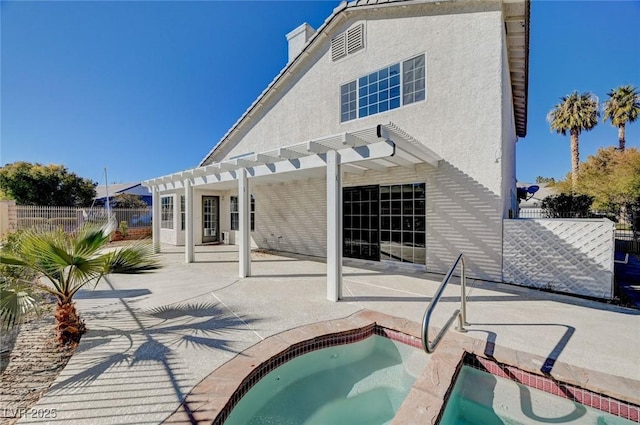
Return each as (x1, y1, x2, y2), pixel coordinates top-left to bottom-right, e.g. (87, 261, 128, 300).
(145, 0, 529, 283)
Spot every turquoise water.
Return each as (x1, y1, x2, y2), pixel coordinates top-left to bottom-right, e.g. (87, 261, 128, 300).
(224, 335, 428, 425)
(440, 366, 636, 425)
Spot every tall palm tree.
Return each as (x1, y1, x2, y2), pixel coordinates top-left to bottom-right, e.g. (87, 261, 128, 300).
(547, 91, 599, 192)
(603, 85, 640, 151)
(1, 222, 159, 344)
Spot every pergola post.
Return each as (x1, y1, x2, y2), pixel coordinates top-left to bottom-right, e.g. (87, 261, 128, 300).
(238, 168, 251, 278)
(326, 150, 343, 302)
(152, 186, 161, 253)
(184, 179, 194, 263)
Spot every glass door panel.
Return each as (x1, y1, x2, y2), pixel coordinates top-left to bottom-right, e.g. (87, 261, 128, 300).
(202, 196, 219, 243)
(379, 183, 426, 264)
(343, 185, 379, 261)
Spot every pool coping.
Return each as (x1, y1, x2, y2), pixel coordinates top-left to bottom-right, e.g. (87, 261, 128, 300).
(162, 310, 640, 424)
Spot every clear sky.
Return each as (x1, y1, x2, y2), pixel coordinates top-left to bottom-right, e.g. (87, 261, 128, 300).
(1, 1, 639, 187)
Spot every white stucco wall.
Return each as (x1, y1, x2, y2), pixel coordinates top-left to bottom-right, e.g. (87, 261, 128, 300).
(253, 179, 328, 257)
(159, 189, 236, 246)
(209, 1, 506, 197)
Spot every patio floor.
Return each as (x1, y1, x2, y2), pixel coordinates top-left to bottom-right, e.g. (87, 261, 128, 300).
(18, 244, 640, 424)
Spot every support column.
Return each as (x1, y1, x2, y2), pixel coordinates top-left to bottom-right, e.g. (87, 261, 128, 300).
(238, 168, 251, 278)
(326, 150, 343, 302)
(184, 180, 194, 263)
(152, 186, 161, 253)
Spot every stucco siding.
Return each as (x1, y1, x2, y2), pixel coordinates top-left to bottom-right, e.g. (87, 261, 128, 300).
(253, 179, 328, 257)
(424, 161, 503, 281)
(209, 1, 505, 196)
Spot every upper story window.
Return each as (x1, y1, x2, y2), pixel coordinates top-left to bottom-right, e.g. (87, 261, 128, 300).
(340, 54, 425, 123)
(161, 196, 173, 229)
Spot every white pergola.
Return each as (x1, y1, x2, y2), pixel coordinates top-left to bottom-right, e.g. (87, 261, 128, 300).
(143, 123, 441, 301)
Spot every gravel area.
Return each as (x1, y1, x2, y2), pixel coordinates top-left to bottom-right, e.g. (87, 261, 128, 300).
(0, 310, 76, 425)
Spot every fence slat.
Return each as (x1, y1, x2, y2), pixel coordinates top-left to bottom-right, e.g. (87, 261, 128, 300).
(516, 208, 638, 253)
(15, 206, 152, 233)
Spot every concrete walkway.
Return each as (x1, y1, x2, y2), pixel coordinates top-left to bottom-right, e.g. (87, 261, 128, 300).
(19, 245, 640, 424)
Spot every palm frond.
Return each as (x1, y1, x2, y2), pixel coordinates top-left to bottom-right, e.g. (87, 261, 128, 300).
(101, 242, 161, 274)
(548, 91, 599, 135)
(0, 279, 40, 329)
(0, 254, 28, 267)
(603, 85, 640, 127)
(72, 225, 111, 258)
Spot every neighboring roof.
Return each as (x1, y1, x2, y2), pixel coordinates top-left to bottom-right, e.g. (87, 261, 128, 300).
(516, 182, 557, 208)
(199, 0, 530, 167)
(94, 183, 151, 200)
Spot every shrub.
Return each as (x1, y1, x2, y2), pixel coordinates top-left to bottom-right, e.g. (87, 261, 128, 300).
(119, 221, 129, 238)
(541, 194, 593, 218)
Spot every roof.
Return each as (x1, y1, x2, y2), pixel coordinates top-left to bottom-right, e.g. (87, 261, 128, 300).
(516, 182, 557, 208)
(94, 183, 151, 200)
(198, 0, 530, 167)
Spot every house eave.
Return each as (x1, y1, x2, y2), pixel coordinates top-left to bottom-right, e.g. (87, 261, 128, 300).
(198, 0, 530, 166)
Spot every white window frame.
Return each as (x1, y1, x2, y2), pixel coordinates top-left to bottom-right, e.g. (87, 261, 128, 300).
(161, 196, 174, 229)
(230, 195, 255, 231)
(340, 53, 426, 123)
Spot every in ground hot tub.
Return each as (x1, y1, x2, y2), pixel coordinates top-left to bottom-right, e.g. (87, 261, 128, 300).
(224, 334, 428, 425)
(439, 361, 639, 425)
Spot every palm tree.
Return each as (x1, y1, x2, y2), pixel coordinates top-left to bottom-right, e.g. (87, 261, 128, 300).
(547, 91, 599, 192)
(1, 222, 159, 344)
(603, 85, 640, 151)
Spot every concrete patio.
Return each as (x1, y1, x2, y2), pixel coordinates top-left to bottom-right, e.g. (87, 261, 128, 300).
(19, 244, 640, 424)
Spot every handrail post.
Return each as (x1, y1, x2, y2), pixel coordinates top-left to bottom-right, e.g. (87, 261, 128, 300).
(422, 253, 470, 353)
(457, 256, 468, 332)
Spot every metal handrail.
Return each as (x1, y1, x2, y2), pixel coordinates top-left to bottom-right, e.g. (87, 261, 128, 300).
(421, 253, 469, 353)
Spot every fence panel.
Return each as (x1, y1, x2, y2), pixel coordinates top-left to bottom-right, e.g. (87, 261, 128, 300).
(517, 207, 638, 250)
(503, 218, 615, 299)
(16, 206, 152, 233)
(110, 208, 152, 228)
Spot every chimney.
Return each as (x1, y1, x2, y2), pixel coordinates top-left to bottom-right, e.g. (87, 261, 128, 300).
(286, 23, 316, 63)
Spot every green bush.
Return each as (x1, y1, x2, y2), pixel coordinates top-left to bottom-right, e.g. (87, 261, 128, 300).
(541, 194, 593, 218)
(119, 221, 129, 237)
(1, 229, 37, 281)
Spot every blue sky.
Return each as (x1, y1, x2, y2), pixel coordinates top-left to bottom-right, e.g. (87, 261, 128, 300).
(1, 1, 639, 187)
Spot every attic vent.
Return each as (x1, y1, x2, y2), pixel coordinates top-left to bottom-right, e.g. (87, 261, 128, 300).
(331, 24, 364, 61)
(346, 24, 364, 54)
(331, 33, 347, 61)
